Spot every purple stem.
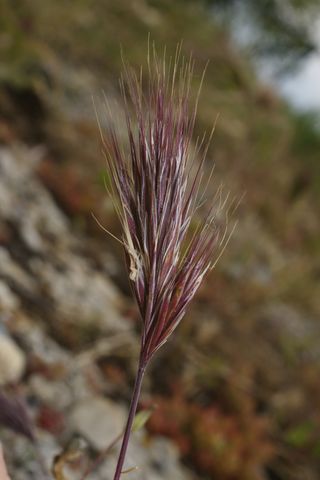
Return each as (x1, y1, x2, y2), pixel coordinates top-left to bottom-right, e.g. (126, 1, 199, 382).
(112, 359, 146, 480)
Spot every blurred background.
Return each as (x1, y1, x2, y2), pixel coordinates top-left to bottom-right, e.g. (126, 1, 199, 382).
(0, 1, 320, 479)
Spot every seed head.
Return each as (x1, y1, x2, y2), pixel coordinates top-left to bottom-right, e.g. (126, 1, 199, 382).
(97, 47, 235, 364)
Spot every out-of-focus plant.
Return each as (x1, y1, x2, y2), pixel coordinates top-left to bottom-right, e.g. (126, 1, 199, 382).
(147, 387, 273, 479)
(0, 392, 34, 442)
(0, 391, 48, 478)
(97, 45, 236, 479)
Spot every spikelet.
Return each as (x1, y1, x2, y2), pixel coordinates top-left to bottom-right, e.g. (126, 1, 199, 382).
(98, 46, 235, 364)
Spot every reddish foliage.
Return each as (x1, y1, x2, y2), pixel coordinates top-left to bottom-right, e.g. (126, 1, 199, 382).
(147, 390, 274, 479)
(38, 159, 95, 217)
(36, 405, 65, 435)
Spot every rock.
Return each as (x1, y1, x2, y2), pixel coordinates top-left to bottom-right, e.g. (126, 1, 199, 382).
(0, 333, 26, 385)
(0, 281, 20, 312)
(29, 363, 106, 409)
(126, 435, 192, 480)
(0, 143, 192, 480)
(66, 365, 107, 402)
(69, 396, 193, 479)
(69, 397, 126, 450)
(30, 253, 128, 332)
(0, 146, 69, 253)
(0, 248, 36, 297)
(226, 213, 285, 285)
(1, 428, 59, 480)
(29, 375, 73, 410)
(0, 146, 130, 337)
(260, 302, 320, 362)
(16, 319, 71, 366)
(98, 431, 193, 480)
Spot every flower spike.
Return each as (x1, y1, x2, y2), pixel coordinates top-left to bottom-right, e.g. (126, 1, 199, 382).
(97, 47, 233, 479)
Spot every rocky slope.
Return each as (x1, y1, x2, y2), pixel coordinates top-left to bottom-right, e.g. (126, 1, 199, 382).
(0, 145, 194, 479)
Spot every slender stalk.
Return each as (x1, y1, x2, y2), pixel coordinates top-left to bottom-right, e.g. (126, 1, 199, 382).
(81, 432, 122, 480)
(113, 359, 146, 480)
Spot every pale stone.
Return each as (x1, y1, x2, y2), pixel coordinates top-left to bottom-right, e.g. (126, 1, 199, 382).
(69, 397, 126, 450)
(0, 334, 26, 385)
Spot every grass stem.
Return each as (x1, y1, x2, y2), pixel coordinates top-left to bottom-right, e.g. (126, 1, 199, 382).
(113, 360, 146, 480)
